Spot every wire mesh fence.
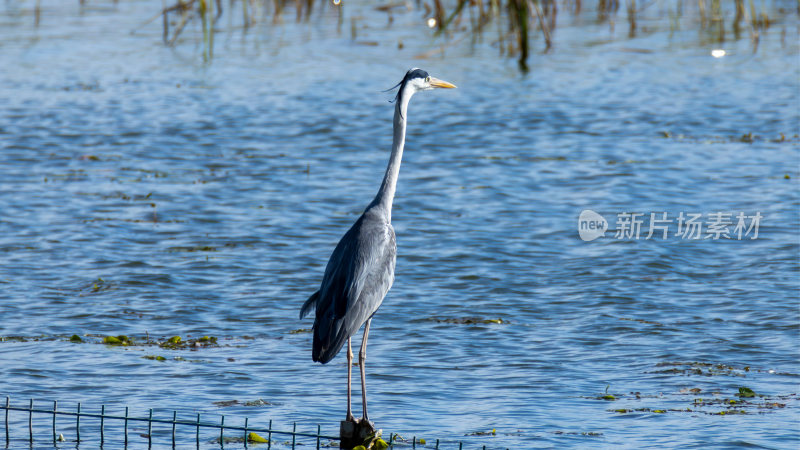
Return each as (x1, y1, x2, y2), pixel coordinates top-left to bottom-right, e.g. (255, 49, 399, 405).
(2, 396, 338, 449)
(1, 396, 488, 449)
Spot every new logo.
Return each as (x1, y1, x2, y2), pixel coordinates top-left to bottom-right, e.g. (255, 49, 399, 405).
(578, 210, 608, 242)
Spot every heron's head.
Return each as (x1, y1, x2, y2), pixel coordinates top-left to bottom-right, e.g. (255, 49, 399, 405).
(390, 68, 456, 108)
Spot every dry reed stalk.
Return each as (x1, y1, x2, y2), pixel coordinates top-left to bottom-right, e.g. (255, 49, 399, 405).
(529, 0, 552, 51)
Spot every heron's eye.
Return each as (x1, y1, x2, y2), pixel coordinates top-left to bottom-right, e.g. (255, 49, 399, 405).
(425, 76, 431, 83)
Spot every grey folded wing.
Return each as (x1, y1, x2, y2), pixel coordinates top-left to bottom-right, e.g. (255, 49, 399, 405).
(302, 213, 396, 363)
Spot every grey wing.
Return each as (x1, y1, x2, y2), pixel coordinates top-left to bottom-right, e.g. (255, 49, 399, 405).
(305, 213, 396, 364)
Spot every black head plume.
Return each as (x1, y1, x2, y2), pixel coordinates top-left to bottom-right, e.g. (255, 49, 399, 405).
(384, 68, 430, 117)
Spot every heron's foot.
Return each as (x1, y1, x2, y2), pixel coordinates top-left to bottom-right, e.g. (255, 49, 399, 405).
(357, 417, 375, 432)
(340, 417, 378, 450)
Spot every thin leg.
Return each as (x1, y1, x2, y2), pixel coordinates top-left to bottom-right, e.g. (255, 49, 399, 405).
(346, 338, 355, 422)
(359, 317, 372, 423)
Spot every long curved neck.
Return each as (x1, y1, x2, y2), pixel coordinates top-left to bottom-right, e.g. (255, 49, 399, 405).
(368, 94, 409, 222)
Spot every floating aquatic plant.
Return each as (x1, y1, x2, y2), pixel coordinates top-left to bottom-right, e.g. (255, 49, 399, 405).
(737, 387, 757, 398)
(160, 335, 218, 349)
(213, 398, 274, 407)
(420, 317, 509, 325)
(605, 378, 794, 416)
(103, 335, 133, 346)
(465, 428, 496, 436)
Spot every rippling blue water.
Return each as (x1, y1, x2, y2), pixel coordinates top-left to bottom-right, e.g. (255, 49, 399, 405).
(1, 1, 798, 448)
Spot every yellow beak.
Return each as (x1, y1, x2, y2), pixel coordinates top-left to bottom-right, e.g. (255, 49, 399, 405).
(429, 77, 457, 89)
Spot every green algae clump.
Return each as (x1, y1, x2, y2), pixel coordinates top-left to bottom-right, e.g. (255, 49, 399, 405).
(738, 387, 756, 398)
(103, 335, 132, 346)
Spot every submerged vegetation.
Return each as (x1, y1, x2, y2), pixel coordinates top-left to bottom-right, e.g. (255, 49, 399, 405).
(0, 333, 221, 349)
(21, 0, 796, 68)
(591, 362, 798, 417)
(415, 316, 510, 324)
(213, 398, 274, 407)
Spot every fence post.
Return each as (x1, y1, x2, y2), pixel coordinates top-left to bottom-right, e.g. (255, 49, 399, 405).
(267, 419, 272, 450)
(101, 404, 105, 446)
(148, 408, 153, 448)
(124, 406, 129, 447)
(220, 414, 225, 447)
(76, 402, 81, 443)
(243, 417, 248, 449)
(196, 413, 200, 449)
(52, 400, 57, 446)
(316, 424, 320, 450)
(172, 410, 177, 448)
(4, 397, 9, 446)
(292, 422, 296, 449)
(28, 399, 33, 444)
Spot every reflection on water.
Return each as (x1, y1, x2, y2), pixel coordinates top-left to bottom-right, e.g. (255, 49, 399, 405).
(0, 0, 798, 448)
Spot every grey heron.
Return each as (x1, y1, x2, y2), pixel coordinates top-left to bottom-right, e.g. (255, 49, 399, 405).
(300, 68, 456, 426)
